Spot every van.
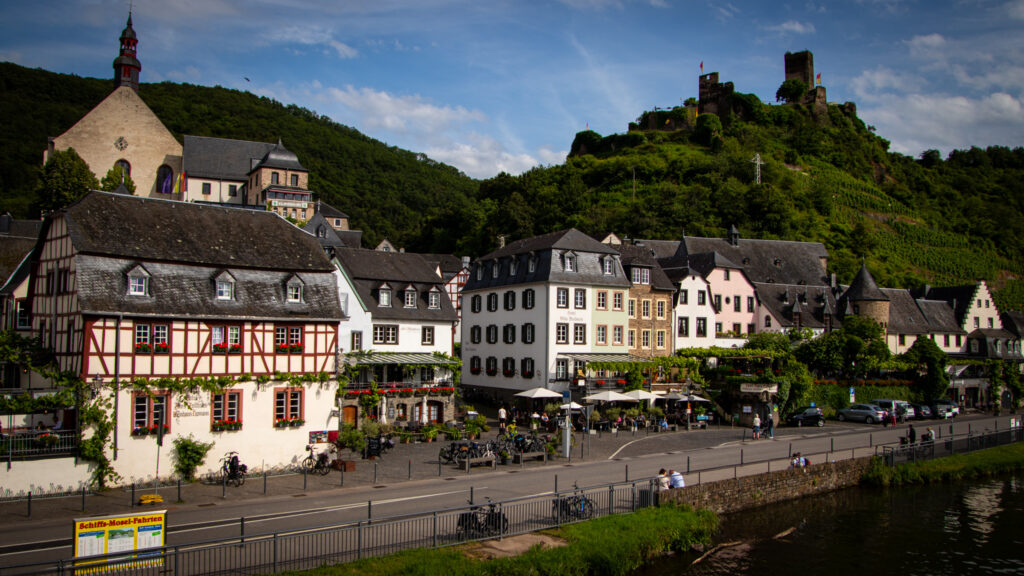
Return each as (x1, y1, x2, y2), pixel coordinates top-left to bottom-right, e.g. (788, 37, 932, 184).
(872, 399, 915, 421)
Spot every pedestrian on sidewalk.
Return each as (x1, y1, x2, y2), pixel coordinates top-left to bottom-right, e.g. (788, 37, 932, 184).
(767, 413, 774, 439)
(752, 413, 761, 439)
(498, 405, 508, 435)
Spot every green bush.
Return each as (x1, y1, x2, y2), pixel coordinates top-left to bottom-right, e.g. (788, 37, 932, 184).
(172, 434, 214, 481)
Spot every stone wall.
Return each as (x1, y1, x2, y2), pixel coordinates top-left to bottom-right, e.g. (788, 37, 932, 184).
(659, 457, 873, 514)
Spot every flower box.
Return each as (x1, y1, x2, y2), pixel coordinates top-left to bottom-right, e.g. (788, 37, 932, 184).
(274, 419, 290, 428)
(37, 433, 59, 447)
(149, 424, 170, 435)
(414, 389, 429, 396)
(486, 369, 498, 376)
(228, 344, 242, 355)
(595, 380, 606, 386)
(154, 343, 170, 354)
(399, 389, 414, 397)
(212, 419, 242, 432)
(135, 343, 152, 354)
(131, 426, 150, 436)
(616, 379, 627, 385)
(470, 367, 481, 375)
(289, 418, 305, 427)
(275, 345, 290, 354)
(213, 343, 229, 355)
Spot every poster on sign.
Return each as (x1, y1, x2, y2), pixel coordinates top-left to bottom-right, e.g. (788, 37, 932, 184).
(73, 510, 166, 572)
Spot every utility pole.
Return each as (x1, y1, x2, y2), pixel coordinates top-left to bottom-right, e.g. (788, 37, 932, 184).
(751, 153, 765, 185)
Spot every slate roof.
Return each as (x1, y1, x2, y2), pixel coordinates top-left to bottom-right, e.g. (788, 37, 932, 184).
(315, 201, 349, 220)
(421, 254, 468, 281)
(1002, 311, 1024, 338)
(965, 328, 1022, 359)
(641, 234, 829, 286)
(466, 229, 629, 291)
(686, 251, 743, 278)
(75, 256, 343, 321)
(922, 285, 978, 327)
(183, 135, 276, 181)
(331, 247, 457, 323)
(63, 192, 334, 272)
(843, 265, 889, 302)
(304, 213, 349, 249)
(916, 299, 963, 334)
(612, 244, 675, 291)
(753, 282, 839, 330)
(256, 139, 307, 172)
(882, 288, 929, 335)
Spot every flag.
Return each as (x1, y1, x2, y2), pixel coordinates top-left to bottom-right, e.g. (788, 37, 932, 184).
(816, 73, 821, 85)
(700, 61, 703, 74)
(174, 171, 185, 195)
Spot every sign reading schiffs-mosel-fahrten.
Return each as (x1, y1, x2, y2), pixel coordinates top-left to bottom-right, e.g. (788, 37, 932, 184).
(73, 510, 166, 572)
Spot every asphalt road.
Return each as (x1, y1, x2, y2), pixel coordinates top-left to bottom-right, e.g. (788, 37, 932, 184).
(0, 412, 1010, 569)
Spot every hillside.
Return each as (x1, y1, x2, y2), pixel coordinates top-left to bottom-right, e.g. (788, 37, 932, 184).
(1, 62, 1022, 310)
(0, 62, 481, 254)
(470, 98, 1024, 310)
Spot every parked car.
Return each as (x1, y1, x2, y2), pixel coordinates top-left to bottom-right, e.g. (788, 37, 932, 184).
(910, 403, 933, 420)
(837, 404, 888, 424)
(786, 407, 825, 427)
(872, 399, 915, 421)
(933, 399, 960, 416)
(930, 401, 956, 419)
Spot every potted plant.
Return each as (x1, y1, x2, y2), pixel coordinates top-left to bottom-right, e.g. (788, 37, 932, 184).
(289, 418, 305, 427)
(132, 426, 149, 436)
(290, 343, 303, 354)
(274, 418, 289, 428)
(228, 344, 242, 354)
(444, 426, 462, 441)
(499, 449, 510, 465)
(421, 425, 438, 443)
(135, 343, 152, 354)
(37, 433, 59, 448)
(154, 342, 170, 354)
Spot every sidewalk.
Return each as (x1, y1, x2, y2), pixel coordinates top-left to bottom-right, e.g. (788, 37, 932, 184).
(0, 425, 739, 528)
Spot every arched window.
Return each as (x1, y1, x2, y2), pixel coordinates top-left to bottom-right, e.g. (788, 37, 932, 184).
(156, 165, 174, 194)
(115, 159, 131, 177)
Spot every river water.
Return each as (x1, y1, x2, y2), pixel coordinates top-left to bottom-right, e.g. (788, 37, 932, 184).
(642, 473, 1024, 576)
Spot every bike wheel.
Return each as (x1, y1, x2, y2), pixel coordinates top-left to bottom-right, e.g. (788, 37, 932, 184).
(302, 456, 316, 472)
(232, 472, 245, 487)
(317, 462, 331, 476)
(581, 499, 595, 519)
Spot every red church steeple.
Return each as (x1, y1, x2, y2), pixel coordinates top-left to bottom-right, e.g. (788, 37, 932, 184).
(112, 12, 141, 91)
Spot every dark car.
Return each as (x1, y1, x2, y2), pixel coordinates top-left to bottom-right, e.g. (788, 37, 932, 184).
(837, 403, 887, 424)
(911, 403, 932, 420)
(786, 407, 825, 427)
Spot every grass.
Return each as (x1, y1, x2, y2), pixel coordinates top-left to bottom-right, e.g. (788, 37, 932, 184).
(281, 504, 718, 576)
(862, 441, 1024, 487)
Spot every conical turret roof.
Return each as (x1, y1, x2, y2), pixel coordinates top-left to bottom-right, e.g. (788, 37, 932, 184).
(844, 263, 889, 302)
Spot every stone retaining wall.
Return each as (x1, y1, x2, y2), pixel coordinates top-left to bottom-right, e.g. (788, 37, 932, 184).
(659, 457, 873, 514)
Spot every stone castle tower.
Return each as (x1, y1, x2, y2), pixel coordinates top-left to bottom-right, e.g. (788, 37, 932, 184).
(785, 51, 814, 87)
(842, 264, 890, 331)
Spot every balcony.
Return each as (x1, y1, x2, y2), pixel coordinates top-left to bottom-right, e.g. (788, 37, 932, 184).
(1, 429, 78, 461)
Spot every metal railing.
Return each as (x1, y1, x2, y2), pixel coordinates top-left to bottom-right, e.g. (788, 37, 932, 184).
(1, 429, 78, 461)
(0, 478, 661, 576)
(882, 425, 1024, 466)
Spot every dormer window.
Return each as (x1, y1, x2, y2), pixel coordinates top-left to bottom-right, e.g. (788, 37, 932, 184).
(491, 261, 500, 278)
(528, 256, 537, 274)
(317, 225, 327, 238)
(214, 271, 236, 301)
(404, 287, 418, 308)
(286, 276, 304, 303)
(428, 289, 442, 309)
(509, 259, 518, 276)
(564, 253, 576, 272)
(379, 284, 392, 307)
(127, 265, 150, 296)
(630, 267, 650, 285)
(603, 258, 614, 275)
(476, 265, 483, 281)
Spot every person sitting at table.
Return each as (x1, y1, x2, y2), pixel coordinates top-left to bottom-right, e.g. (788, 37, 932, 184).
(36, 421, 47, 431)
(52, 414, 63, 430)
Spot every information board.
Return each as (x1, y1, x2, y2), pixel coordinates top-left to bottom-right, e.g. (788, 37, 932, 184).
(74, 510, 166, 572)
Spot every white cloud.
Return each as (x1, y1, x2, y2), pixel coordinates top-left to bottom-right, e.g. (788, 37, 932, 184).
(765, 20, 816, 34)
(266, 25, 357, 58)
(712, 2, 740, 20)
(424, 134, 539, 179)
(861, 91, 1024, 158)
(1008, 0, 1024, 19)
(326, 85, 485, 134)
(536, 146, 568, 166)
(850, 66, 927, 99)
(905, 33, 946, 59)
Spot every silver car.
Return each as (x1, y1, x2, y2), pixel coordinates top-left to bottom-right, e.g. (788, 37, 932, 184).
(837, 403, 887, 424)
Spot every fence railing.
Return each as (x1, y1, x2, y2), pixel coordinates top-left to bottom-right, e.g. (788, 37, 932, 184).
(1, 429, 78, 462)
(3, 425, 1021, 576)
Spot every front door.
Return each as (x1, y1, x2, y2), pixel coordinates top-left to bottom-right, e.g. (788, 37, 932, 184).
(342, 405, 358, 425)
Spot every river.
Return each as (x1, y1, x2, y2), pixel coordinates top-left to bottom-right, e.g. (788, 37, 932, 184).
(641, 473, 1024, 575)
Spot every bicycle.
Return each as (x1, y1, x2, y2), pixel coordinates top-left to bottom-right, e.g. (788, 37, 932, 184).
(456, 497, 508, 538)
(302, 444, 333, 476)
(552, 481, 594, 521)
(220, 451, 247, 487)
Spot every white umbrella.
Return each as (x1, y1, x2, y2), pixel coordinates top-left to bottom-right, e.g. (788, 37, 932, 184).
(559, 402, 584, 410)
(663, 392, 687, 401)
(688, 394, 710, 402)
(379, 395, 388, 425)
(583, 390, 638, 403)
(622, 389, 659, 401)
(514, 387, 564, 399)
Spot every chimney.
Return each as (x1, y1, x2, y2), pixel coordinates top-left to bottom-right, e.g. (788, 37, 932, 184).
(462, 256, 470, 269)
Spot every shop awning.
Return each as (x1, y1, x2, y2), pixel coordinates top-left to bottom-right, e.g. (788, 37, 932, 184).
(555, 353, 653, 363)
(345, 352, 459, 366)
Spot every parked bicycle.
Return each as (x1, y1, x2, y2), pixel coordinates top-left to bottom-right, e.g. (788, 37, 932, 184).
(220, 451, 247, 487)
(456, 497, 509, 538)
(552, 481, 594, 521)
(302, 444, 334, 475)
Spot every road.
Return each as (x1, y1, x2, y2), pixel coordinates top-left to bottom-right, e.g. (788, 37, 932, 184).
(0, 413, 1009, 569)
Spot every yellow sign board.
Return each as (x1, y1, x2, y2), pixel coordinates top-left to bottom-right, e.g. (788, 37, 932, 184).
(73, 510, 166, 572)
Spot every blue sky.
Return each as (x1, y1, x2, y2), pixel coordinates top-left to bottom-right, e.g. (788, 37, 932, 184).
(2, 0, 1023, 179)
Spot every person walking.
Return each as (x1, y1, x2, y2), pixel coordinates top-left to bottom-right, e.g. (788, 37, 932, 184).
(752, 413, 761, 439)
(497, 405, 508, 435)
(908, 423, 917, 445)
(766, 413, 775, 439)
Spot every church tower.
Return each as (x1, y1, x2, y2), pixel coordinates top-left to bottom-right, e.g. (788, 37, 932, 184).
(112, 12, 141, 91)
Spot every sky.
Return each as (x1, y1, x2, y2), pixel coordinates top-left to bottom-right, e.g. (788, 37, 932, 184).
(2, 0, 1023, 179)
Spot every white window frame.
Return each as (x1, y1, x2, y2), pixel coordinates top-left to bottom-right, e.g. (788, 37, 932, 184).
(129, 276, 148, 296)
(428, 291, 441, 309)
(287, 284, 302, 303)
(216, 280, 234, 301)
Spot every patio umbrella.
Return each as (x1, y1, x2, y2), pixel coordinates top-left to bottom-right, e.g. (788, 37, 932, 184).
(514, 387, 564, 399)
(687, 394, 710, 402)
(622, 389, 659, 401)
(559, 402, 585, 410)
(662, 392, 688, 401)
(583, 390, 638, 403)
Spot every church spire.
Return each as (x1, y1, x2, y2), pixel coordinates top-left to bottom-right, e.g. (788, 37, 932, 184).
(112, 11, 141, 91)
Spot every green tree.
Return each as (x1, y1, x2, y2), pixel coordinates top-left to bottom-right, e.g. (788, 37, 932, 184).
(900, 336, 949, 401)
(694, 114, 722, 147)
(37, 147, 97, 213)
(776, 79, 809, 104)
(100, 164, 136, 193)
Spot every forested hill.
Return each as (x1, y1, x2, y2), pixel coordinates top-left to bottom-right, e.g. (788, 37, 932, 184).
(471, 99, 1024, 311)
(0, 62, 481, 253)
(1, 62, 1022, 310)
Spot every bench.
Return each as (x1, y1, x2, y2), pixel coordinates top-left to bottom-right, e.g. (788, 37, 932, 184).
(512, 451, 547, 464)
(461, 455, 496, 471)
